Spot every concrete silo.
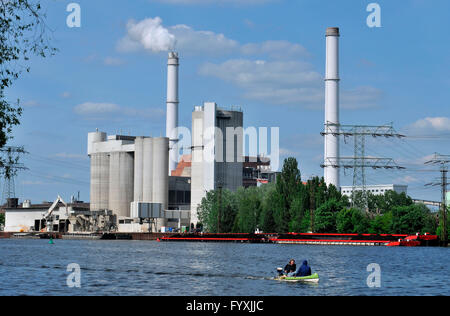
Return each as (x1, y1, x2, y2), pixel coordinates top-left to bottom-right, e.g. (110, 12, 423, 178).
(152, 137, 169, 228)
(133, 137, 144, 202)
(88, 131, 109, 211)
(142, 137, 154, 203)
(108, 151, 134, 218)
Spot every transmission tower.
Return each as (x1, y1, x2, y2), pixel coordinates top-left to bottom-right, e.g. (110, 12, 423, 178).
(425, 153, 449, 247)
(321, 123, 405, 210)
(0, 146, 28, 204)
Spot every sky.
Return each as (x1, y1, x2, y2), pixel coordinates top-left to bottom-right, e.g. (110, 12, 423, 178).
(5, 0, 450, 203)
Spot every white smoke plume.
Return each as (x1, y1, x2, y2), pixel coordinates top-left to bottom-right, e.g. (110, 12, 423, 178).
(118, 17, 176, 53)
(117, 17, 238, 55)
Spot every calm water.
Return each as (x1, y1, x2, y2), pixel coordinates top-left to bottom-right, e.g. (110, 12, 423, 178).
(0, 239, 448, 296)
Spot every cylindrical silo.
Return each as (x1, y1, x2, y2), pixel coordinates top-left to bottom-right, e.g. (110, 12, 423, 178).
(152, 137, 169, 229)
(87, 130, 106, 155)
(109, 151, 134, 218)
(142, 138, 154, 203)
(90, 153, 110, 211)
(134, 137, 144, 202)
(324, 27, 340, 189)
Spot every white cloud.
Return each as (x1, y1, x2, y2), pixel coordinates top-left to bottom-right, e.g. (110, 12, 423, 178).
(117, 17, 238, 56)
(340, 86, 383, 110)
(73, 102, 164, 120)
(103, 57, 125, 66)
(279, 147, 298, 156)
(241, 40, 310, 59)
(199, 59, 321, 107)
(170, 24, 239, 55)
(199, 59, 383, 108)
(61, 91, 71, 98)
(393, 175, 420, 184)
(74, 102, 121, 116)
(408, 117, 450, 132)
(22, 100, 39, 107)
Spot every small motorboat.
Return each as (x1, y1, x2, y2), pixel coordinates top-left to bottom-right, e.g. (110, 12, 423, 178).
(274, 267, 319, 283)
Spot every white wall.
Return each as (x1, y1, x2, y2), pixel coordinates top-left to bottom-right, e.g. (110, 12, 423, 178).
(5, 208, 69, 232)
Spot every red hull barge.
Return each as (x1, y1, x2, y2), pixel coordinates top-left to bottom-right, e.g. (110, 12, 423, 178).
(158, 232, 439, 246)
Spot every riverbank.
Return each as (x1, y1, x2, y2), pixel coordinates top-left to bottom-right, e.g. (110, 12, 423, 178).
(1, 231, 442, 246)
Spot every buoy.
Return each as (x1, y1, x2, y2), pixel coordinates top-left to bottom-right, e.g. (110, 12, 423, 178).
(49, 238, 54, 245)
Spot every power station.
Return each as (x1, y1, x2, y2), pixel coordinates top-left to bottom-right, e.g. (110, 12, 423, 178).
(1, 27, 412, 234)
(87, 53, 245, 232)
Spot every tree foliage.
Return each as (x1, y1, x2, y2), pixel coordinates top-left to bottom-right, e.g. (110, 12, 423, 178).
(196, 157, 439, 235)
(0, 0, 55, 150)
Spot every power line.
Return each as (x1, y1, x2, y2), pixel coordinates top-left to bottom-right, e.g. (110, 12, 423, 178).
(424, 153, 448, 247)
(0, 146, 28, 203)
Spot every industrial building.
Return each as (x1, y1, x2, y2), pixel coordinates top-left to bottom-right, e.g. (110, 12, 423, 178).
(243, 156, 278, 188)
(341, 184, 408, 199)
(190, 102, 244, 225)
(2, 27, 418, 234)
(2, 198, 92, 233)
(85, 50, 247, 231)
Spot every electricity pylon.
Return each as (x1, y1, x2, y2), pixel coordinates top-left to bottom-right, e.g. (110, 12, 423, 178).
(321, 123, 405, 210)
(425, 153, 450, 247)
(0, 146, 28, 204)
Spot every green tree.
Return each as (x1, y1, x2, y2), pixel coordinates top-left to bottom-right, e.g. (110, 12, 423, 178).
(0, 212, 4, 226)
(289, 184, 310, 232)
(336, 208, 354, 233)
(273, 158, 301, 232)
(368, 191, 413, 214)
(233, 187, 263, 233)
(259, 187, 279, 233)
(436, 206, 449, 241)
(369, 212, 393, 234)
(351, 209, 371, 233)
(336, 208, 371, 234)
(314, 199, 346, 233)
(197, 189, 237, 233)
(0, 0, 55, 162)
(390, 204, 434, 234)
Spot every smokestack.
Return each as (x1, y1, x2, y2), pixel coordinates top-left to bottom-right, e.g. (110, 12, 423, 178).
(324, 27, 340, 189)
(166, 51, 179, 175)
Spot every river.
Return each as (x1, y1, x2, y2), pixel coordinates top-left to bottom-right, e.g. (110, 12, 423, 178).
(0, 239, 448, 296)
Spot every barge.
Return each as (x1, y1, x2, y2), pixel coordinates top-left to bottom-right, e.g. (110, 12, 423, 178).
(159, 232, 440, 247)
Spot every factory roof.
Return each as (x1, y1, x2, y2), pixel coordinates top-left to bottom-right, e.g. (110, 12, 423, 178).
(1, 202, 90, 211)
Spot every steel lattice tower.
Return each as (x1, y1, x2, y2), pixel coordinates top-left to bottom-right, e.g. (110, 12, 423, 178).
(425, 153, 450, 247)
(322, 123, 405, 210)
(352, 127, 368, 209)
(0, 146, 28, 204)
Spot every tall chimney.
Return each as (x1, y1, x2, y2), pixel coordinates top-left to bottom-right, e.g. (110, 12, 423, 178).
(166, 51, 179, 175)
(324, 27, 340, 189)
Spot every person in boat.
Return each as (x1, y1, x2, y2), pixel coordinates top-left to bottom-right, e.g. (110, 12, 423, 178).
(295, 260, 312, 277)
(284, 259, 297, 276)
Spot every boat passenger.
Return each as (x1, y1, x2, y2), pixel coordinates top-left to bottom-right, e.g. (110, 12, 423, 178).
(284, 259, 296, 276)
(296, 260, 312, 277)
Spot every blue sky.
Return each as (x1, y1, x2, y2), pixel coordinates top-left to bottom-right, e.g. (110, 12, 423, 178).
(5, 0, 450, 203)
